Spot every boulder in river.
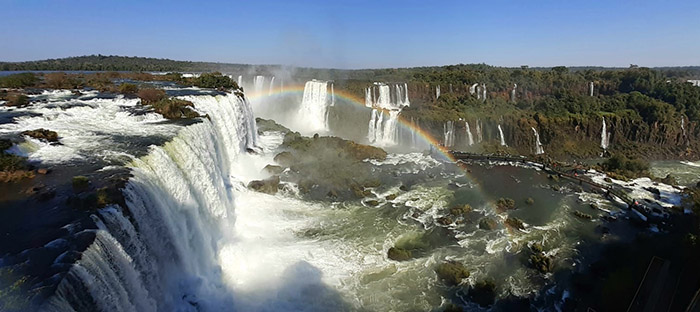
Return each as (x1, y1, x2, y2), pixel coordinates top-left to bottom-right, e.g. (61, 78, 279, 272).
(247, 176, 280, 194)
(387, 247, 412, 261)
(435, 261, 470, 286)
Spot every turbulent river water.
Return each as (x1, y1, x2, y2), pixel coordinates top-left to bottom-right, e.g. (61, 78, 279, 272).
(0, 85, 692, 311)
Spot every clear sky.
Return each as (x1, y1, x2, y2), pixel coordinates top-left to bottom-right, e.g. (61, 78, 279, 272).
(1, 0, 698, 68)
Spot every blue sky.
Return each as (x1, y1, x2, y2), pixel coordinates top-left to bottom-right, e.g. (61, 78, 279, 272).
(1, 0, 698, 68)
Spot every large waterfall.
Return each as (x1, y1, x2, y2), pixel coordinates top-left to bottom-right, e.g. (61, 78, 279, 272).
(435, 85, 440, 99)
(465, 121, 474, 146)
(298, 80, 333, 133)
(253, 76, 266, 95)
(366, 83, 410, 146)
(497, 124, 506, 146)
(443, 121, 455, 148)
(45, 93, 259, 311)
(601, 117, 610, 150)
(531, 127, 544, 154)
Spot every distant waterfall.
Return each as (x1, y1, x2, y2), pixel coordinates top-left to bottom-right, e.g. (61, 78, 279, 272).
(268, 77, 275, 95)
(481, 83, 487, 102)
(465, 121, 474, 146)
(299, 80, 332, 133)
(497, 124, 507, 146)
(436, 85, 441, 99)
(682, 115, 687, 139)
(237, 75, 243, 88)
(475, 119, 483, 143)
(469, 83, 478, 95)
(601, 117, 610, 150)
(330, 83, 335, 106)
(511, 83, 517, 102)
(46, 92, 258, 311)
(531, 127, 544, 154)
(411, 117, 418, 148)
(589, 82, 594, 97)
(367, 83, 410, 146)
(253, 76, 265, 95)
(443, 121, 455, 147)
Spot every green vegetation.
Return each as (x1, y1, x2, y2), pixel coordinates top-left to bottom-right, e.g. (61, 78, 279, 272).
(137, 88, 199, 119)
(118, 83, 139, 94)
(504, 216, 525, 230)
(72, 176, 90, 192)
(190, 72, 238, 90)
(495, 197, 516, 212)
(600, 154, 650, 179)
(2, 92, 29, 107)
(0, 139, 33, 183)
(0, 73, 39, 88)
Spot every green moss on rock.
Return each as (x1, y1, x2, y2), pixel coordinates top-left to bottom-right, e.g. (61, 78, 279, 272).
(435, 261, 470, 286)
(387, 247, 412, 261)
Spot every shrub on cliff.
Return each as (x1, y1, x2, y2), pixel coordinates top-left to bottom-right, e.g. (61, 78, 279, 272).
(118, 83, 139, 95)
(44, 72, 81, 89)
(0, 73, 39, 88)
(137, 88, 166, 104)
(192, 72, 237, 90)
(150, 98, 199, 119)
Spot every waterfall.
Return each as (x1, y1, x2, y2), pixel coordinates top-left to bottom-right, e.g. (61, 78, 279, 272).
(589, 81, 594, 97)
(366, 83, 409, 146)
(476, 119, 483, 143)
(330, 83, 335, 107)
(601, 117, 610, 150)
(436, 85, 441, 99)
(237, 75, 243, 88)
(268, 77, 275, 95)
(469, 83, 478, 95)
(497, 124, 507, 146)
(531, 127, 544, 154)
(46, 92, 258, 311)
(465, 121, 474, 146)
(298, 80, 332, 133)
(411, 117, 417, 148)
(253, 76, 265, 95)
(443, 121, 455, 147)
(481, 83, 487, 102)
(511, 83, 517, 102)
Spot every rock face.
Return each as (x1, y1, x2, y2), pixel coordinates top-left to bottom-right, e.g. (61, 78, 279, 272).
(247, 176, 280, 194)
(469, 279, 497, 307)
(478, 218, 498, 230)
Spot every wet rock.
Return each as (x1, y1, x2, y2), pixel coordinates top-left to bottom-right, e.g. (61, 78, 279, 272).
(67, 192, 98, 211)
(385, 194, 397, 200)
(435, 261, 470, 286)
(387, 247, 412, 261)
(247, 176, 280, 194)
(530, 242, 544, 253)
(590, 203, 600, 210)
(326, 189, 338, 199)
(71, 176, 90, 193)
(450, 204, 472, 216)
(399, 184, 410, 192)
(443, 303, 463, 312)
(495, 198, 516, 212)
(547, 174, 560, 182)
(273, 151, 295, 167)
(36, 168, 49, 175)
(660, 174, 677, 185)
(530, 253, 553, 273)
(504, 217, 525, 230)
(478, 218, 498, 230)
(525, 197, 535, 205)
(573, 210, 593, 220)
(469, 279, 496, 307)
(365, 199, 380, 207)
(22, 129, 59, 143)
(263, 164, 283, 175)
(437, 216, 454, 225)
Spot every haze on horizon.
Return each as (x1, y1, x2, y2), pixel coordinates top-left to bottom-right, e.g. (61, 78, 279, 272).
(1, 0, 699, 69)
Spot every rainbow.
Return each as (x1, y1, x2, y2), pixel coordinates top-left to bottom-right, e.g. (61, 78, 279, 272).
(244, 84, 456, 162)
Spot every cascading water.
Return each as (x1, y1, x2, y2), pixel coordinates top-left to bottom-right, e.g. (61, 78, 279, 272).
(497, 124, 507, 146)
(465, 121, 474, 146)
(298, 80, 332, 133)
(443, 121, 455, 147)
(469, 83, 478, 95)
(253, 76, 265, 95)
(532, 127, 544, 154)
(476, 119, 483, 143)
(435, 85, 440, 99)
(366, 83, 409, 146)
(511, 83, 517, 102)
(601, 117, 610, 150)
(481, 83, 487, 102)
(589, 81, 594, 97)
(237, 75, 243, 88)
(46, 92, 259, 311)
(268, 77, 275, 95)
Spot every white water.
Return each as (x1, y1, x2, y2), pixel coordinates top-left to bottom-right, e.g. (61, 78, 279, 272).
(465, 121, 474, 146)
(589, 81, 594, 97)
(601, 117, 610, 150)
(443, 121, 455, 147)
(237, 75, 243, 87)
(253, 76, 265, 96)
(476, 119, 483, 143)
(498, 124, 507, 146)
(298, 80, 332, 134)
(436, 85, 440, 99)
(511, 83, 517, 102)
(469, 83, 478, 95)
(481, 83, 487, 101)
(532, 127, 544, 154)
(268, 76, 275, 95)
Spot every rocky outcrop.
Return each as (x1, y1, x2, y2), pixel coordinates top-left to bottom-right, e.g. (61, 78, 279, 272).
(247, 176, 280, 194)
